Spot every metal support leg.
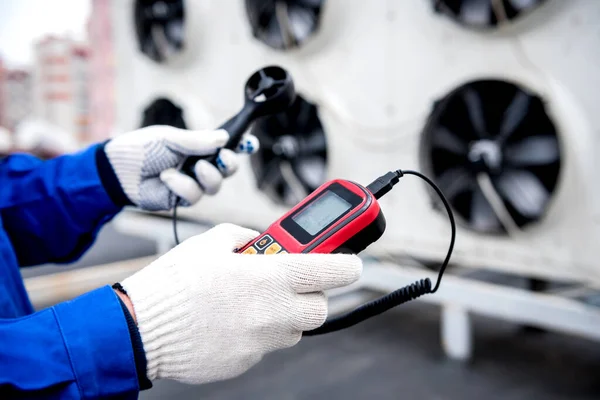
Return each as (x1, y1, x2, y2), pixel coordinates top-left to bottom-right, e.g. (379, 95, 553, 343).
(441, 304, 473, 361)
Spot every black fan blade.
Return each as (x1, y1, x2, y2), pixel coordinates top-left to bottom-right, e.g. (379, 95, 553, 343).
(265, 12, 285, 49)
(462, 88, 487, 138)
(257, 158, 283, 190)
(504, 136, 559, 166)
(508, 0, 538, 10)
(497, 91, 530, 142)
(274, 1, 299, 49)
(291, 156, 326, 192)
(142, 38, 161, 62)
(494, 169, 549, 218)
(460, 0, 492, 26)
(275, 110, 292, 131)
(437, 167, 474, 201)
(431, 126, 468, 156)
(470, 186, 502, 232)
(287, 4, 316, 41)
(293, 0, 323, 8)
(295, 94, 313, 127)
(255, 131, 276, 149)
(166, 21, 185, 49)
(297, 133, 327, 157)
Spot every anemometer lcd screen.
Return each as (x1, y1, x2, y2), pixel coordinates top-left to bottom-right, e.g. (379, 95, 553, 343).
(293, 191, 352, 235)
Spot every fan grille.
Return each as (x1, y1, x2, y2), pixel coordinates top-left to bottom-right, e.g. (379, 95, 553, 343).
(433, 0, 547, 29)
(421, 79, 561, 234)
(134, 0, 185, 63)
(140, 98, 187, 129)
(245, 0, 325, 50)
(251, 94, 327, 205)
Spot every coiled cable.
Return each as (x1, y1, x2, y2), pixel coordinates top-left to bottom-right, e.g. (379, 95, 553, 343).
(304, 169, 455, 336)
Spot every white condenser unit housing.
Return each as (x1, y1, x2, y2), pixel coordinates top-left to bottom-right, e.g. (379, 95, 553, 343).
(111, 0, 600, 285)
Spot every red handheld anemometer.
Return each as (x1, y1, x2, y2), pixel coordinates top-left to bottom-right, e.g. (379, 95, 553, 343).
(237, 179, 385, 256)
(232, 170, 455, 336)
(173, 66, 456, 335)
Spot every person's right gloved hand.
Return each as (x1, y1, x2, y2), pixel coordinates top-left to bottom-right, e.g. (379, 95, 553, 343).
(119, 223, 362, 385)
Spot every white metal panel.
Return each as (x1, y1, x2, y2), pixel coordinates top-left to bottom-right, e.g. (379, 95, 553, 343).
(111, 0, 600, 284)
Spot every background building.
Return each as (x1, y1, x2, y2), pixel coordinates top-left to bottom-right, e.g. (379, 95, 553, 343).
(0, 58, 5, 128)
(32, 35, 89, 143)
(3, 69, 32, 131)
(87, 0, 115, 142)
(72, 45, 90, 142)
(0, 56, 33, 133)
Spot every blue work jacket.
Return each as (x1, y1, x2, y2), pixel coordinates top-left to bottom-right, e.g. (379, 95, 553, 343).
(0, 144, 140, 398)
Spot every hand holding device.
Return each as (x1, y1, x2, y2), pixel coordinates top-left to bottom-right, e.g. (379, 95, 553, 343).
(119, 223, 362, 385)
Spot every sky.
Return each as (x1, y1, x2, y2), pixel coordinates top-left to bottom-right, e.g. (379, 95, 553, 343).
(0, 0, 91, 68)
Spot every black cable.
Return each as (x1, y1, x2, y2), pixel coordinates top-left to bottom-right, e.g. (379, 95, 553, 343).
(173, 197, 181, 245)
(399, 169, 455, 293)
(304, 169, 456, 336)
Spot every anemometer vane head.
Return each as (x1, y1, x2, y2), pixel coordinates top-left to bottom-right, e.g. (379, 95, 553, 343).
(180, 65, 296, 182)
(244, 66, 297, 117)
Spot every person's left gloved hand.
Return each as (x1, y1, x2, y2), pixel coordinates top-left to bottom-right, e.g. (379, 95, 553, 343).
(101, 125, 258, 211)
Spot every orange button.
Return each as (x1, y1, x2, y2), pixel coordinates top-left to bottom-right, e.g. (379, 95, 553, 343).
(255, 235, 273, 250)
(242, 247, 258, 255)
(265, 243, 282, 255)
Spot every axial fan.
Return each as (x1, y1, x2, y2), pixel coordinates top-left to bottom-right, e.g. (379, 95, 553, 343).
(245, 0, 325, 50)
(134, 0, 185, 63)
(251, 95, 327, 205)
(433, 0, 547, 28)
(421, 79, 561, 234)
(140, 98, 187, 129)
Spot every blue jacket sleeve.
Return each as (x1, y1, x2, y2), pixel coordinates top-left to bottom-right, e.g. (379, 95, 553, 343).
(0, 286, 140, 399)
(0, 144, 123, 267)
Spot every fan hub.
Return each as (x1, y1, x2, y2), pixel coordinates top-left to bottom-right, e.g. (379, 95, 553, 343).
(273, 135, 299, 159)
(468, 140, 502, 173)
(150, 2, 169, 19)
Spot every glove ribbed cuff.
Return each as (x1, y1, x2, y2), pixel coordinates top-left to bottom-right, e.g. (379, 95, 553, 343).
(121, 263, 194, 381)
(112, 283, 153, 390)
(103, 140, 146, 206)
(95, 142, 134, 206)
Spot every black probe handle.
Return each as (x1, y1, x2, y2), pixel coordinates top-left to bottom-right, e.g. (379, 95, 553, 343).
(180, 105, 255, 178)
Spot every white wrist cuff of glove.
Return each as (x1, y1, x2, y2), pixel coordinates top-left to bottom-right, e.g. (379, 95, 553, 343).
(121, 264, 190, 381)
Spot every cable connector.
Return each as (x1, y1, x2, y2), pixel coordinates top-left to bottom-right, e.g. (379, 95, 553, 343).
(366, 170, 403, 200)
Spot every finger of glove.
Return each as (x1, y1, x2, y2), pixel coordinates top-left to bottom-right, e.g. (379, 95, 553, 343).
(160, 168, 204, 205)
(194, 160, 224, 195)
(138, 177, 182, 211)
(235, 133, 260, 154)
(214, 149, 239, 177)
(205, 223, 261, 252)
(292, 292, 328, 331)
(278, 254, 363, 294)
(163, 128, 229, 156)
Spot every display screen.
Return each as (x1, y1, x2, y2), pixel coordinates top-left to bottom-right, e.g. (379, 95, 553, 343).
(293, 191, 352, 235)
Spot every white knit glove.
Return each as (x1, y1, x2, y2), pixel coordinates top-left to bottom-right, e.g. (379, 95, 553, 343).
(120, 223, 362, 385)
(104, 126, 258, 211)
